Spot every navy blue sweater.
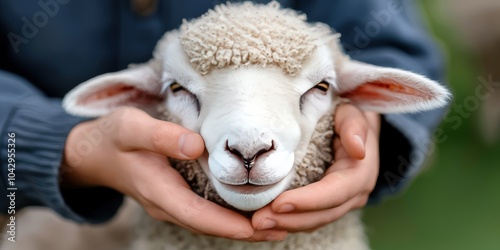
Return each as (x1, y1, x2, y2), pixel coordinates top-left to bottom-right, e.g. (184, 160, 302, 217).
(0, 0, 447, 223)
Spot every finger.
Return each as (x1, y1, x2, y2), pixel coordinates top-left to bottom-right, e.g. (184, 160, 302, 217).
(127, 153, 289, 242)
(149, 206, 287, 241)
(333, 136, 350, 160)
(151, 169, 256, 240)
(334, 104, 368, 159)
(112, 107, 205, 159)
(154, 199, 287, 242)
(145, 206, 204, 235)
(253, 195, 365, 232)
(365, 111, 382, 133)
(269, 162, 369, 213)
(128, 159, 256, 240)
(269, 129, 379, 213)
(170, 192, 289, 242)
(170, 192, 254, 240)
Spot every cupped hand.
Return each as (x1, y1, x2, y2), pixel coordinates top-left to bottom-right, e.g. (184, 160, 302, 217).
(62, 107, 287, 241)
(252, 104, 381, 233)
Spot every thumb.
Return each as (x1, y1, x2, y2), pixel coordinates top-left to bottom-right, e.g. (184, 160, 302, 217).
(112, 108, 205, 159)
(335, 104, 368, 159)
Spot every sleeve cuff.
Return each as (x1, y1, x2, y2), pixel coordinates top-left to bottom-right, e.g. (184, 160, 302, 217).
(345, 27, 447, 199)
(368, 113, 432, 204)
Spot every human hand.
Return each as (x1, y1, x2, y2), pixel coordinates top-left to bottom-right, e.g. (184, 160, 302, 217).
(252, 104, 381, 233)
(62, 107, 286, 241)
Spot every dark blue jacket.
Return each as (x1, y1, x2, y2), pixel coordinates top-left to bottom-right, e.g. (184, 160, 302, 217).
(0, 0, 447, 223)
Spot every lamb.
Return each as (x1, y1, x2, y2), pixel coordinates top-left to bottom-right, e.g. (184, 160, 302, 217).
(61, 2, 450, 249)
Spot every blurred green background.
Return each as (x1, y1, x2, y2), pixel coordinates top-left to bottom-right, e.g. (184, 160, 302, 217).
(364, 1, 500, 249)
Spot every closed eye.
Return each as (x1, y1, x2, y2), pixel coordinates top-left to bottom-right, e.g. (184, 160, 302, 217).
(170, 82, 185, 93)
(299, 80, 331, 111)
(167, 81, 201, 114)
(314, 80, 329, 93)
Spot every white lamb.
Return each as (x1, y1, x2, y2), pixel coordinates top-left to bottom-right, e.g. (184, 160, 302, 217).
(62, 2, 450, 250)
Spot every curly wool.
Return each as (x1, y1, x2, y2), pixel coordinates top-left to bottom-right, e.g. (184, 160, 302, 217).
(179, 1, 332, 76)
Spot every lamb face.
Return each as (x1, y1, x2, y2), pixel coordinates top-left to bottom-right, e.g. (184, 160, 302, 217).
(63, 2, 450, 212)
(159, 37, 338, 210)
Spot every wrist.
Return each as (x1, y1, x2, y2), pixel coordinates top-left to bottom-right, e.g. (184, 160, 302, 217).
(61, 119, 106, 188)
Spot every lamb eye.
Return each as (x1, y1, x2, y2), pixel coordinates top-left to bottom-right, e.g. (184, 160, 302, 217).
(169, 82, 185, 93)
(314, 81, 329, 92)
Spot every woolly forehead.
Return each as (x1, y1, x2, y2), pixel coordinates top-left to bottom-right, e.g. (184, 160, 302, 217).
(179, 2, 333, 76)
(159, 35, 339, 97)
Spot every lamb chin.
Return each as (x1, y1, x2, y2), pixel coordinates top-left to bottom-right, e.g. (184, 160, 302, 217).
(211, 171, 295, 211)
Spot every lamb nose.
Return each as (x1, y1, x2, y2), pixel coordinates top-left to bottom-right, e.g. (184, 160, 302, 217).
(226, 140, 274, 170)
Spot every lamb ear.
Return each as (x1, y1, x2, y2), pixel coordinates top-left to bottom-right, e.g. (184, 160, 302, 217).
(63, 63, 163, 117)
(335, 60, 451, 113)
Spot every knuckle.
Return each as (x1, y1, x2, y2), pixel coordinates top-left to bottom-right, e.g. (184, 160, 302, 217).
(111, 106, 138, 121)
(114, 122, 132, 148)
(329, 174, 349, 205)
(192, 195, 210, 210)
(177, 208, 197, 228)
(176, 197, 206, 227)
(137, 185, 155, 204)
(111, 109, 146, 147)
(334, 189, 349, 206)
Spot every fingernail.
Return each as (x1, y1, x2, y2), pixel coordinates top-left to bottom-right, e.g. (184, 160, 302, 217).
(258, 218, 277, 230)
(179, 133, 201, 158)
(277, 204, 295, 213)
(354, 134, 365, 155)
